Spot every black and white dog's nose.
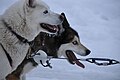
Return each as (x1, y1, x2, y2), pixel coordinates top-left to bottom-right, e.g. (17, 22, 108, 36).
(86, 49, 91, 55)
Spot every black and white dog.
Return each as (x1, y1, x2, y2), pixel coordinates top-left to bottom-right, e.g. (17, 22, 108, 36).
(6, 13, 91, 80)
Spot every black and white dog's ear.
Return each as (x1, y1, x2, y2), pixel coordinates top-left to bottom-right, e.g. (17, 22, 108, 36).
(61, 13, 70, 28)
(27, 0, 36, 8)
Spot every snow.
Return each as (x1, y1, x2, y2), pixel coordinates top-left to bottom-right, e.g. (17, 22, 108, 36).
(0, 0, 120, 80)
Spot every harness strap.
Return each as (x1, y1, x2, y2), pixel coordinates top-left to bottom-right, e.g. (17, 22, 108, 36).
(2, 20, 29, 43)
(0, 43, 12, 67)
(40, 60, 52, 68)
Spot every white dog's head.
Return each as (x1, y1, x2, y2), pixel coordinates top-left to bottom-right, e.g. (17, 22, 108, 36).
(25, 0, 64, 34)
(3, 0, 64, 41)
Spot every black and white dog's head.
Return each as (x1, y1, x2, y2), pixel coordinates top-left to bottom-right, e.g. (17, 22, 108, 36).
(58, 13, 90, 56)
(57, 13, 91, 68)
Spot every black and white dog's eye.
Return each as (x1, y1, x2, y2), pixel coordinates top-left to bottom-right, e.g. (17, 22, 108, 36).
(43, 10, 48, 14)
(72, 41, 78, 45)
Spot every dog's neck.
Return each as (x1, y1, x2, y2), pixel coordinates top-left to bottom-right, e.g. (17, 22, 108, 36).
(2, 20, 30, 44)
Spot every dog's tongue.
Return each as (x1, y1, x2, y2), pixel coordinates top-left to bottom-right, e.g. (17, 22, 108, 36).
(66, 50, 85, 68)
(40, 23, 59, 33)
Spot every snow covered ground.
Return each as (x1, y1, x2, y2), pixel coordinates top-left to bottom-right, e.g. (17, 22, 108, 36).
(0, 0, 120, 80)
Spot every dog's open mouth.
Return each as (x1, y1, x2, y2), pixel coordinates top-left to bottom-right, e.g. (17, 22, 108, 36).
(40, 23, 59, 33)
(66, 50, 85, 68)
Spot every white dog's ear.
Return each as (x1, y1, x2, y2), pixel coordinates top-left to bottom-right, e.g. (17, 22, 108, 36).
(27, 0, 36, 8)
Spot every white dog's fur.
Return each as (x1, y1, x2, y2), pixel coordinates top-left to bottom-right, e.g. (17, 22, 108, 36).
(0, 0, 62, 79)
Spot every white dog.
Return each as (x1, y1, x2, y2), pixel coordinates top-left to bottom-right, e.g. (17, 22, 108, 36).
(0, 0, 63, 79)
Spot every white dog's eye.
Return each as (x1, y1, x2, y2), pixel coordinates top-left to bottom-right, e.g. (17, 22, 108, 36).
(43, 10, 48, 14)
(72, 41, 78, 45)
